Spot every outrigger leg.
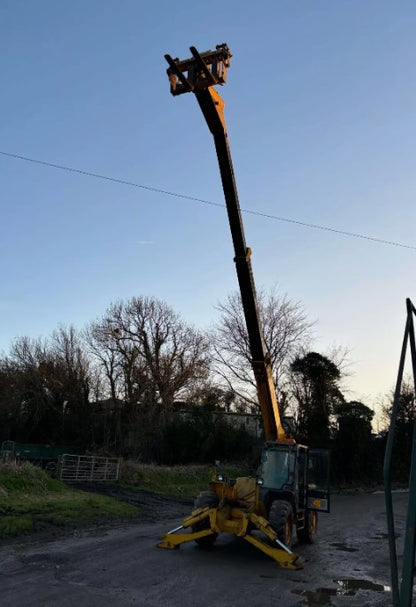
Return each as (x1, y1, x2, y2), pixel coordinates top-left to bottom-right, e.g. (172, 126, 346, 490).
(157, 506, 217, 549)
(157, 506, 304, 570)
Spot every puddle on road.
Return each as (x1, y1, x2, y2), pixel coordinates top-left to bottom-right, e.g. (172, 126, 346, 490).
(292, 579, 390, 606)
(329, 542, 359, 552)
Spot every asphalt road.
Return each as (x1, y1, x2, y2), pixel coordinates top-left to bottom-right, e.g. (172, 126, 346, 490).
(0, 491, 408, 607)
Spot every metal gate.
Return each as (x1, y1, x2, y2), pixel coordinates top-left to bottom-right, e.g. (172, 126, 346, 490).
(58, 454, 121, 482)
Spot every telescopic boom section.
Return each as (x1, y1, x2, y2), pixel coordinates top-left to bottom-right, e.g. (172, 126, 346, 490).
(165, 45, 289, 442)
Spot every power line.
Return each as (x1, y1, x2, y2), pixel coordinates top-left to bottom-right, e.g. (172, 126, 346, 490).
(1, 150, 415, 251)
(0, 151, 222, 206)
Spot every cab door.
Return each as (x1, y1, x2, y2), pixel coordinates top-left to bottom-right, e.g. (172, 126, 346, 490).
(307, 449, 330, 513)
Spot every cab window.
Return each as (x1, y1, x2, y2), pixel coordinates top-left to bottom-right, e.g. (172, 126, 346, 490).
(261, 449, 295, 489)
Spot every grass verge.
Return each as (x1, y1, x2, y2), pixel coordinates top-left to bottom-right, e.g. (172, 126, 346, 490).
(119, 461, 250, 499)
(0, 462, 138, 538)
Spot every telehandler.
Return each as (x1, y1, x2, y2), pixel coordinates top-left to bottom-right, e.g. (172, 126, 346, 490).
(158, 44, 330, 569)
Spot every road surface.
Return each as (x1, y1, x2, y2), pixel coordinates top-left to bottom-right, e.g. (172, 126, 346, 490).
(0, 491, 408, 606)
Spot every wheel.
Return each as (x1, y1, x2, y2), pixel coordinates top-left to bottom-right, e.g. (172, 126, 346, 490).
(268, 499, 294, 548)
(297, 509, 318, 544)
(192, 490, 219, 548)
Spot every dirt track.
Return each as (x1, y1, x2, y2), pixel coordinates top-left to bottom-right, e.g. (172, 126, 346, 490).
(72, 482, 194, 523)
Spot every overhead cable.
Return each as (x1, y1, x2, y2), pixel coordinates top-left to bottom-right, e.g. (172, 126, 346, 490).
(1, 150, 414, 251)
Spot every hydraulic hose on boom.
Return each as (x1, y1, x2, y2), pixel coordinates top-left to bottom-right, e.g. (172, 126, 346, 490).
(165, 45, 288, 442)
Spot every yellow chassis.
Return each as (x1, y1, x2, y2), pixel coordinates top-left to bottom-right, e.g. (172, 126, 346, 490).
(157, 504, 304, 570)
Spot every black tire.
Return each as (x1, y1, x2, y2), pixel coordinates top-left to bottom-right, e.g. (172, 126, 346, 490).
(268, 499, 294, 548)
(297, 509, 318, 544)
(192, 490, 219, 548)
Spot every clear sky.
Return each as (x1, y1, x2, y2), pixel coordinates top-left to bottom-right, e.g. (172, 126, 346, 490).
(1, 1, 415, 424)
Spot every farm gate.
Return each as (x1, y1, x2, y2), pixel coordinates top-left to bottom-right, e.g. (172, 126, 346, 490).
(58, 454, 121, 482)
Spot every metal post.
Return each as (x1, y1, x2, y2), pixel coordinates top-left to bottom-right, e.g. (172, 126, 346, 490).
(90, 456, 95, 481)
(399, 299, 416, 606)
(384, 299, 416, 607)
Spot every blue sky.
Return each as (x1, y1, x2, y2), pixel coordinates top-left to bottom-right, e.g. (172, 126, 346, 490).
(1, 1, 415, 423)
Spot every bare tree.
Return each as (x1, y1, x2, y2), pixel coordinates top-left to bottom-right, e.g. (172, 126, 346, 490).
(51, 325, 90, 402)
(85, 296, 212, 456)
(85, 315, 128, 402)
(87, 296, 211, 410)
(211, 286, 314, 413)
(381, 376, 416, 431)
(5, 336, 58, 441)
(49, 326, 91, 442)
(0, 328, 91, 445)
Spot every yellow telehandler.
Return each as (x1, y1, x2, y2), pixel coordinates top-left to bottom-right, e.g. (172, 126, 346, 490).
(158, 45, 330, 569)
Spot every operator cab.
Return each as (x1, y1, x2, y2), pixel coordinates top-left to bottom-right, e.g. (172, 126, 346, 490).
(257, 442, 330, 515)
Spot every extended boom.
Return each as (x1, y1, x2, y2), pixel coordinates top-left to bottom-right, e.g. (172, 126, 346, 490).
(166, 44, 286, 442)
